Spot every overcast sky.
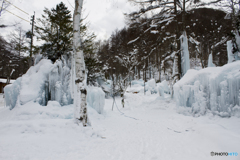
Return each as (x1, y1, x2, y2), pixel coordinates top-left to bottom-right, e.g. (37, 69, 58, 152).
(1, 0, 137, 40)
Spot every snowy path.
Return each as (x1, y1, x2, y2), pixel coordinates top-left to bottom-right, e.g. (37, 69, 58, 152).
(0, 93, 239, 160)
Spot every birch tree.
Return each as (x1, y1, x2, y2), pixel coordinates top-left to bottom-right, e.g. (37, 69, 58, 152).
(73, 0, 88, 126)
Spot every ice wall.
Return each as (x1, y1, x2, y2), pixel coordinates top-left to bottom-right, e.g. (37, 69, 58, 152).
(4, 77, 22, 110)
(87, 86, 105, 114)
(4, 58, 73, 109)
(174, 61, 240, 117)
(19, 59, 53, 105)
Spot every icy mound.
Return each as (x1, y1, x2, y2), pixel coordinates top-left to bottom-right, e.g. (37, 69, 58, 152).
(147, 79, 157, 94)
(4, 77, 22, 110)
(87, 87, 105, 114)
(4, 59, 72, 109)
(127, 79, 143, 93)
(127, 79, 159, 94)
(157, 80, 170, 98)
(174, 61, 240, 117)
(131, 79, 144, 86)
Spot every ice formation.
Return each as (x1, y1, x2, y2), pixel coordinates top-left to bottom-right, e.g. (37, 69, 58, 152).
(234, 33, 240, 61)
(101, 80, 112, 97)
(87, 86, 105, 114)
(174, 61, 240, 117)
(227, 40, 235, 63)
(180, 31, 190, 76)
(4, 58, 73, 109)
(131, 79, 144, 86)
(157, 80, 170, 97)
(4, 77, 22, 110)
(207, 53, 215, 67)
(228, 33, 240, 64)
(147, 79, 157, 94)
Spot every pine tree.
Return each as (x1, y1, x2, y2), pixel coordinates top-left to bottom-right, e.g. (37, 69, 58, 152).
(80, 22, 103, 85)
(35, 2, 72, 62)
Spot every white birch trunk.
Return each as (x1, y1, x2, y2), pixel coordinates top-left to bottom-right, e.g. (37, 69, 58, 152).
(73, 0, 88, 126)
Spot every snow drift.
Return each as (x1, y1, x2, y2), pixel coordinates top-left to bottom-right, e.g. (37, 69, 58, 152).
(174, 61, 240, 117)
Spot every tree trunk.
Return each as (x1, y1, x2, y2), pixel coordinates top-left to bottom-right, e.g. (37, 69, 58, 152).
(73, 0, 88, 126)
(174, 0, 181, 80)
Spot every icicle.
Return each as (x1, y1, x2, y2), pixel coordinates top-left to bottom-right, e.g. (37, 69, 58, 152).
(180, 31, 190, 76)
(207, 53, 215, 67)
(227, 40, 235, 63)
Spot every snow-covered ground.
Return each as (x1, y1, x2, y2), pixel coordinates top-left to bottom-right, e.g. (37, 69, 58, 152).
(0, 92, 239, 160)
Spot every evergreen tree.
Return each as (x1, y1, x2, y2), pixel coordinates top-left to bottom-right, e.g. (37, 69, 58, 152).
(80, 22, 103, 85)
(35, 2, 72, 62)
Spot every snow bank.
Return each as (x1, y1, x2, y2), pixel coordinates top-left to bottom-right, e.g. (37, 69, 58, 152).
(87, 87, 105, 114)
(174, 61, 240, 117)
(4, 59, 73, 109)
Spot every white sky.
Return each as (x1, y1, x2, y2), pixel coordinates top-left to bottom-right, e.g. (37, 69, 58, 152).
(0, 0, 137, 40)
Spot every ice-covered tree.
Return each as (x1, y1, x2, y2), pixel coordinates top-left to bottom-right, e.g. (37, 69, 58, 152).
(73, 0, 88, 126)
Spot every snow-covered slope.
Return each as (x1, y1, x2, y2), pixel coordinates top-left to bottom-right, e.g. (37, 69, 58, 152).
(0, 93, 239, 160)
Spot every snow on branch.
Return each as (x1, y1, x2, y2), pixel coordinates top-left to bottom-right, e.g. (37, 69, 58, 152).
(128, 37, 140, 45)
(189, 36, 200, 45)
(157, 17, 174, 24)
(190, 0, 221, 9)
(129, 1, 174, 17)
(211, 36, 229, 49)
(144, 27, 152, 33)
